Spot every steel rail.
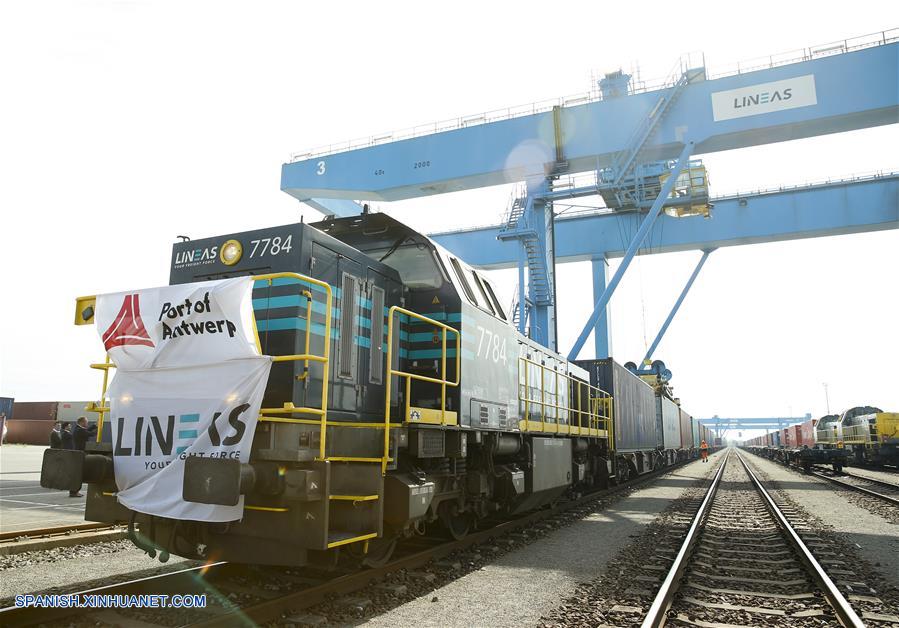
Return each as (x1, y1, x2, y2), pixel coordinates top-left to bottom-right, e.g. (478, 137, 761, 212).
(841, 471, 899, 491)
(0, 562, 231, 627)
(737, 452, 865, 628)
(809, 468, 899, 506)
(640, 450, 729, 628)
(0, 522, 116, 542)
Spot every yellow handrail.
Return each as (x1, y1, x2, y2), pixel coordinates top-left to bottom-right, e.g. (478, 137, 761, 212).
(296, 290, 313, 381)
(518, 356, 612, 438)
(252, 272, 332, 460)
(384, 306, 461, 474)
(90, 356, 114, 443)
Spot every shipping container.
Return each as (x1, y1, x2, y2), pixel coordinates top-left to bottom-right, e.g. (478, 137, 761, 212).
(789, 425, 802, 449)
(5, 420, 55, 445)
(12, 401, 57, 421)
(799, 420, 816, 447)
(772, 430, 781, 447)
(575, 358, 659, 452)
(691, 418, 704, 448)
(657, 394, 681, 449)
(0, 397, 13, 419)
(679, 408, 693, 449)
(56, 401, 94, 423)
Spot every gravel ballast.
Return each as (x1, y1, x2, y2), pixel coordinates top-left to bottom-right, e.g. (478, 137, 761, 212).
(540, 449, 899, 627)
(0, 542, 199, 605)
(745, 452, 899, 590)
(361, 452, 723, 628)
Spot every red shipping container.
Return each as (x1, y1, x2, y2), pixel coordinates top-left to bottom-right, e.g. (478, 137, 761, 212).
(5, 420, 55, 445)
(797, 420, 816, 447)
(12, 401, 57, 421)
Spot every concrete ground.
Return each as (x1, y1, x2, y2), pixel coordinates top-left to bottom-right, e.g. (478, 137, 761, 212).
(363, 450, 724, 628)
(0, 444, 87, 533)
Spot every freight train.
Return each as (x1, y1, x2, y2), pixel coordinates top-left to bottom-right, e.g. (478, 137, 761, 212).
(743, 406, 899, 471)
(42, 213, 710, 567)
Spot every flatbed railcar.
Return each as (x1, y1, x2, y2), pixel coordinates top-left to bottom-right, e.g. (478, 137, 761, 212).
(744, 404, 898, 472)
(743, 414, 848, 472)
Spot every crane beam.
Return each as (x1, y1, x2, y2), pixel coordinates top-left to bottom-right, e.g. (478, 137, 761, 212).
(429, 173, 899, 268)
(281, 39, 898, 203)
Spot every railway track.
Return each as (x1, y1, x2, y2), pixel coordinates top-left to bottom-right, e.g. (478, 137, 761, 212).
(810, 466, 899, 506)
(642, 450, 874, 627)
(0, 522, 117, 542)
(0, 523, 127, 557)
(0, 455, 700, 627)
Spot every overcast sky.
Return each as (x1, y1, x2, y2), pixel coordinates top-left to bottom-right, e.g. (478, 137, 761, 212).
(1, 2, 896, 436)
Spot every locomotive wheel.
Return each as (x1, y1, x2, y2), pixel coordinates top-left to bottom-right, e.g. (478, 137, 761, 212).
(444, 512, 472, 540)
(616, 461, 632, 484)
(438, 503, 472, 540)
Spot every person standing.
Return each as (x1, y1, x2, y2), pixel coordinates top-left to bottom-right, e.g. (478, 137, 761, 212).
(72, 417, 97, 451)
(60, 423, 81, 497)
(700, 439, 709, 463)
(49, 422, 63, 449)
(61, 422, 74, 449)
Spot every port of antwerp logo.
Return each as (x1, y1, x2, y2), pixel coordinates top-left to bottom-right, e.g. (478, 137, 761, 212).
(102, 294, 155, 351)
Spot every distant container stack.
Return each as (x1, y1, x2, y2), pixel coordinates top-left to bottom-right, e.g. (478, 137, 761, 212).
(6, 400, 92, 445)
(576, 357, 715, 475)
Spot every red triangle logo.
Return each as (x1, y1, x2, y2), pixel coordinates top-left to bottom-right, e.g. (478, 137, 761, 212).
(102, 294, 155, 351)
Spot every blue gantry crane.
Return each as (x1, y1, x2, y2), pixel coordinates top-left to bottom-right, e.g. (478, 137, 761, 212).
(281, 30, 899, 360)
(697, 414, 814, 442)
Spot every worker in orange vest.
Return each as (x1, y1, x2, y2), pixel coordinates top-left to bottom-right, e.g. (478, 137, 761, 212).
(700, 439, 709, 463)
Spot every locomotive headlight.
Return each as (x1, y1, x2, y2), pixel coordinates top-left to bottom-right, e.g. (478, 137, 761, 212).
(220, 239, 243, 266)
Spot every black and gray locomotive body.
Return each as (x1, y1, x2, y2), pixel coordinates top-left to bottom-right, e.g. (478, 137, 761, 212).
(54, 213, 623, 567)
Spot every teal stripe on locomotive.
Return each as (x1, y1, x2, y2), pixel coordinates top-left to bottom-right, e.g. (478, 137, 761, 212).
(253, 278, 377, 310)
(252, 278, 461, 360)
(254, 316, 423, 357)
(253, 295, 388, 318)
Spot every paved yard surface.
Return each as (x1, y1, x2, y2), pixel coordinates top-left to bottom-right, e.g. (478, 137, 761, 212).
(0, 445, 87, 533)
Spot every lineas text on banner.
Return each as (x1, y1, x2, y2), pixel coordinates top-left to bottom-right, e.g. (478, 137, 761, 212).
(95, 277, 272, 522)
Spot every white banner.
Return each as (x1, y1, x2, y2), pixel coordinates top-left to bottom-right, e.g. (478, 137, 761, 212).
(107, 358, 271, 521)
(711, 74, 817, 122)
(95, 277, 272, 521)
(95, 277, 260, 370)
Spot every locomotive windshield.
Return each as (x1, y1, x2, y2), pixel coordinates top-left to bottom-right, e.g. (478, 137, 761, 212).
(370, 242, 447, 289)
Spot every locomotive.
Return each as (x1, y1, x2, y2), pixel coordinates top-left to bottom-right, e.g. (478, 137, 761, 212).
(41, 212, 704, 567)
(42, 213, 619, 566)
